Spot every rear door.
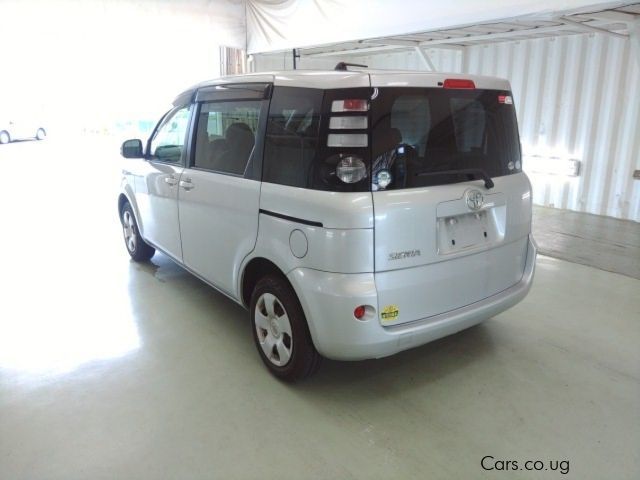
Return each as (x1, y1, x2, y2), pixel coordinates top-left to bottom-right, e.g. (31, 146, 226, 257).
(369, 78, 532, 324)
(177, 83, 270, 298)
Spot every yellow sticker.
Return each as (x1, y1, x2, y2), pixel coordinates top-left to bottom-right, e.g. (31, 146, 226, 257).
(380, 304, 399, 322)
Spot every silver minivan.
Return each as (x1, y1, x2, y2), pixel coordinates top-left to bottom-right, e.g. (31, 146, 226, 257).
(118, 68, 537, 381)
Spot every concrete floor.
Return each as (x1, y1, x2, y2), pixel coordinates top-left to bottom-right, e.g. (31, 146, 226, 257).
(1, 138, 639, 479)
(533, 206, 640, 280)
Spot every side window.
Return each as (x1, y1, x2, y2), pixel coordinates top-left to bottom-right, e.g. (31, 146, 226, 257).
(149, 106, 190, 163)
(194, 100, 261, 175)
(263, 86, 323, 188)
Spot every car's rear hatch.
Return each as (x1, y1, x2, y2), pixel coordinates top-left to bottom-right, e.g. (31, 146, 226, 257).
(368, 74, 532, 326)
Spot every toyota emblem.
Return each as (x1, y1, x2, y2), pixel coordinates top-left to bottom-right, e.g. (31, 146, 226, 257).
(466, 190, 484, 210)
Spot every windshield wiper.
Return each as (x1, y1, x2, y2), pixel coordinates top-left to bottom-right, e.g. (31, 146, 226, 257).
(415, 168, 494, 189)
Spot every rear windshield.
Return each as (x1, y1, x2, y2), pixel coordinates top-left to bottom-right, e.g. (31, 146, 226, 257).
(261, 86, 521, 192)
(371, 87, 522, 190)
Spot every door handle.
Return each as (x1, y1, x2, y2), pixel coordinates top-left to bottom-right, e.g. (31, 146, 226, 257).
(165, 176, 178, 186)
(179, 179, 194, 191)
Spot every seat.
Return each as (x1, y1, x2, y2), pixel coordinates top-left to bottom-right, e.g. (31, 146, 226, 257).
(212, 123, 255, 175)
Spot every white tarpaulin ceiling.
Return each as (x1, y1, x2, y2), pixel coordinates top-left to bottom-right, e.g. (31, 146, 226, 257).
(246, 0, 629, 53)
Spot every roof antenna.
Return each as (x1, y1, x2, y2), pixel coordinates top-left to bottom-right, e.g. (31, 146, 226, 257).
(334, 62, 368, 71)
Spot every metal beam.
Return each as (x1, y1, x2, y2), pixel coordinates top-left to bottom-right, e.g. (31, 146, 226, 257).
(631, 18, 640, 69)
(362, 38, 464, 51)
(362, 38, 418, 47)
(414, 46, 435, 70)
(415, 24, 577, 46)
(275, 13, 637, 58)
(558, 16, 628, 38)
(421, 44, 466, 51)
(301, 44, 409, 57)
(587, 11, 637, 24)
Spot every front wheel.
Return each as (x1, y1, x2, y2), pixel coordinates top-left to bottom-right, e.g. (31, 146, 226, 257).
(120, 202, 155, 262)
(0, 131, 10, 144)
(250, 275, 321, 382)
(35, 128, 46, 140)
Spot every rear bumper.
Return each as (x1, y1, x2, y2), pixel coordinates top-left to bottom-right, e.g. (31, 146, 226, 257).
(288, 234, 537, 360)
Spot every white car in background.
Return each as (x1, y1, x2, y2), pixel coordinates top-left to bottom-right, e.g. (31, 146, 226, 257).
(0, 119, 46, 144)
(117, 67, 537, 381)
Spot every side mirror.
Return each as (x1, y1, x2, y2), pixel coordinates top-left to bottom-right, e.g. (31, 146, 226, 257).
(121, 139, 143, 159)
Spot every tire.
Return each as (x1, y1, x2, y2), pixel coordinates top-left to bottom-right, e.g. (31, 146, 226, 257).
(0, 131, 10, 144)
(120, 202, 155, 262)
(36, 128, 46, 140)
(250, 275, 321, 382)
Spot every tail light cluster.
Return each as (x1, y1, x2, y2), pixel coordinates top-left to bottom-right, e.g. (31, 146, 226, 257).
(329, 98, 369, 184)
(336, 155, 367, 184)
(331, 99, 368, 112)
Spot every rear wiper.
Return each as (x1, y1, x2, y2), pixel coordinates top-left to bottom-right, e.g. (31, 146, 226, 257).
(415, 168, 494, 189)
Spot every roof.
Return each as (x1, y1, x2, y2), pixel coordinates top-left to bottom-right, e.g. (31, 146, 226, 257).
(173, 69, 512, 104)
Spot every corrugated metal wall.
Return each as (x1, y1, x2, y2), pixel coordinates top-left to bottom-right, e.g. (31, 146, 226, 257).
(463, 34, 639, 222)
(253, 32, 640, 221)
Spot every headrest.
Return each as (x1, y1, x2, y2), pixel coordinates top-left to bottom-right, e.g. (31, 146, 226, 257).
(226, 123, 254, 144)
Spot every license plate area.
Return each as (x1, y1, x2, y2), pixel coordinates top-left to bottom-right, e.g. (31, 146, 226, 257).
(437, 208, 504, 255)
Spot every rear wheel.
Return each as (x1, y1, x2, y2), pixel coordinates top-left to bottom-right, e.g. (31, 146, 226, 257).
(250, 275, 321, 381)
(35, 128, 46, 140)
(0, 131, 10, 144)
(120, 202, 155, 262)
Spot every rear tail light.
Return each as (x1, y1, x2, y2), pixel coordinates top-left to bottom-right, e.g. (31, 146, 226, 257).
(498, 95, 513, 104)
(329, 116, 368, 129)
(354, 305, 366, 319)
(336, 155, 367, 183)
(327, 133, 368, 148)
(331, 99, 369, 112)
(443, 78, 476, 89)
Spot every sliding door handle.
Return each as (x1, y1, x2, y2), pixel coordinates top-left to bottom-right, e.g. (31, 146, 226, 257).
(179, 179, 194, 191)
(164, 176, 178, 186)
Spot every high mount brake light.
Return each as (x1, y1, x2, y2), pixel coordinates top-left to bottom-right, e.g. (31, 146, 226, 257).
(443, 79, 476, 89)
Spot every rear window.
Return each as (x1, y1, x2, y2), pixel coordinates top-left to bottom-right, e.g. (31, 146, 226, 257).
(371, 87, 521, 190)
(263, 87, 323, 188)
(262, 86, 371, 192)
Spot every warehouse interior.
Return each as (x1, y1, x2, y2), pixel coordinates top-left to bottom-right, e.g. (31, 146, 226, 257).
(0, 1, 638, 479)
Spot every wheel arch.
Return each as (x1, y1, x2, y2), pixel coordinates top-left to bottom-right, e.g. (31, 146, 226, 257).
(117, 193, 129, 217)
(240, 257, 291, 309)
(117, 190, 144, 236)
(240, 256, 323, 367)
